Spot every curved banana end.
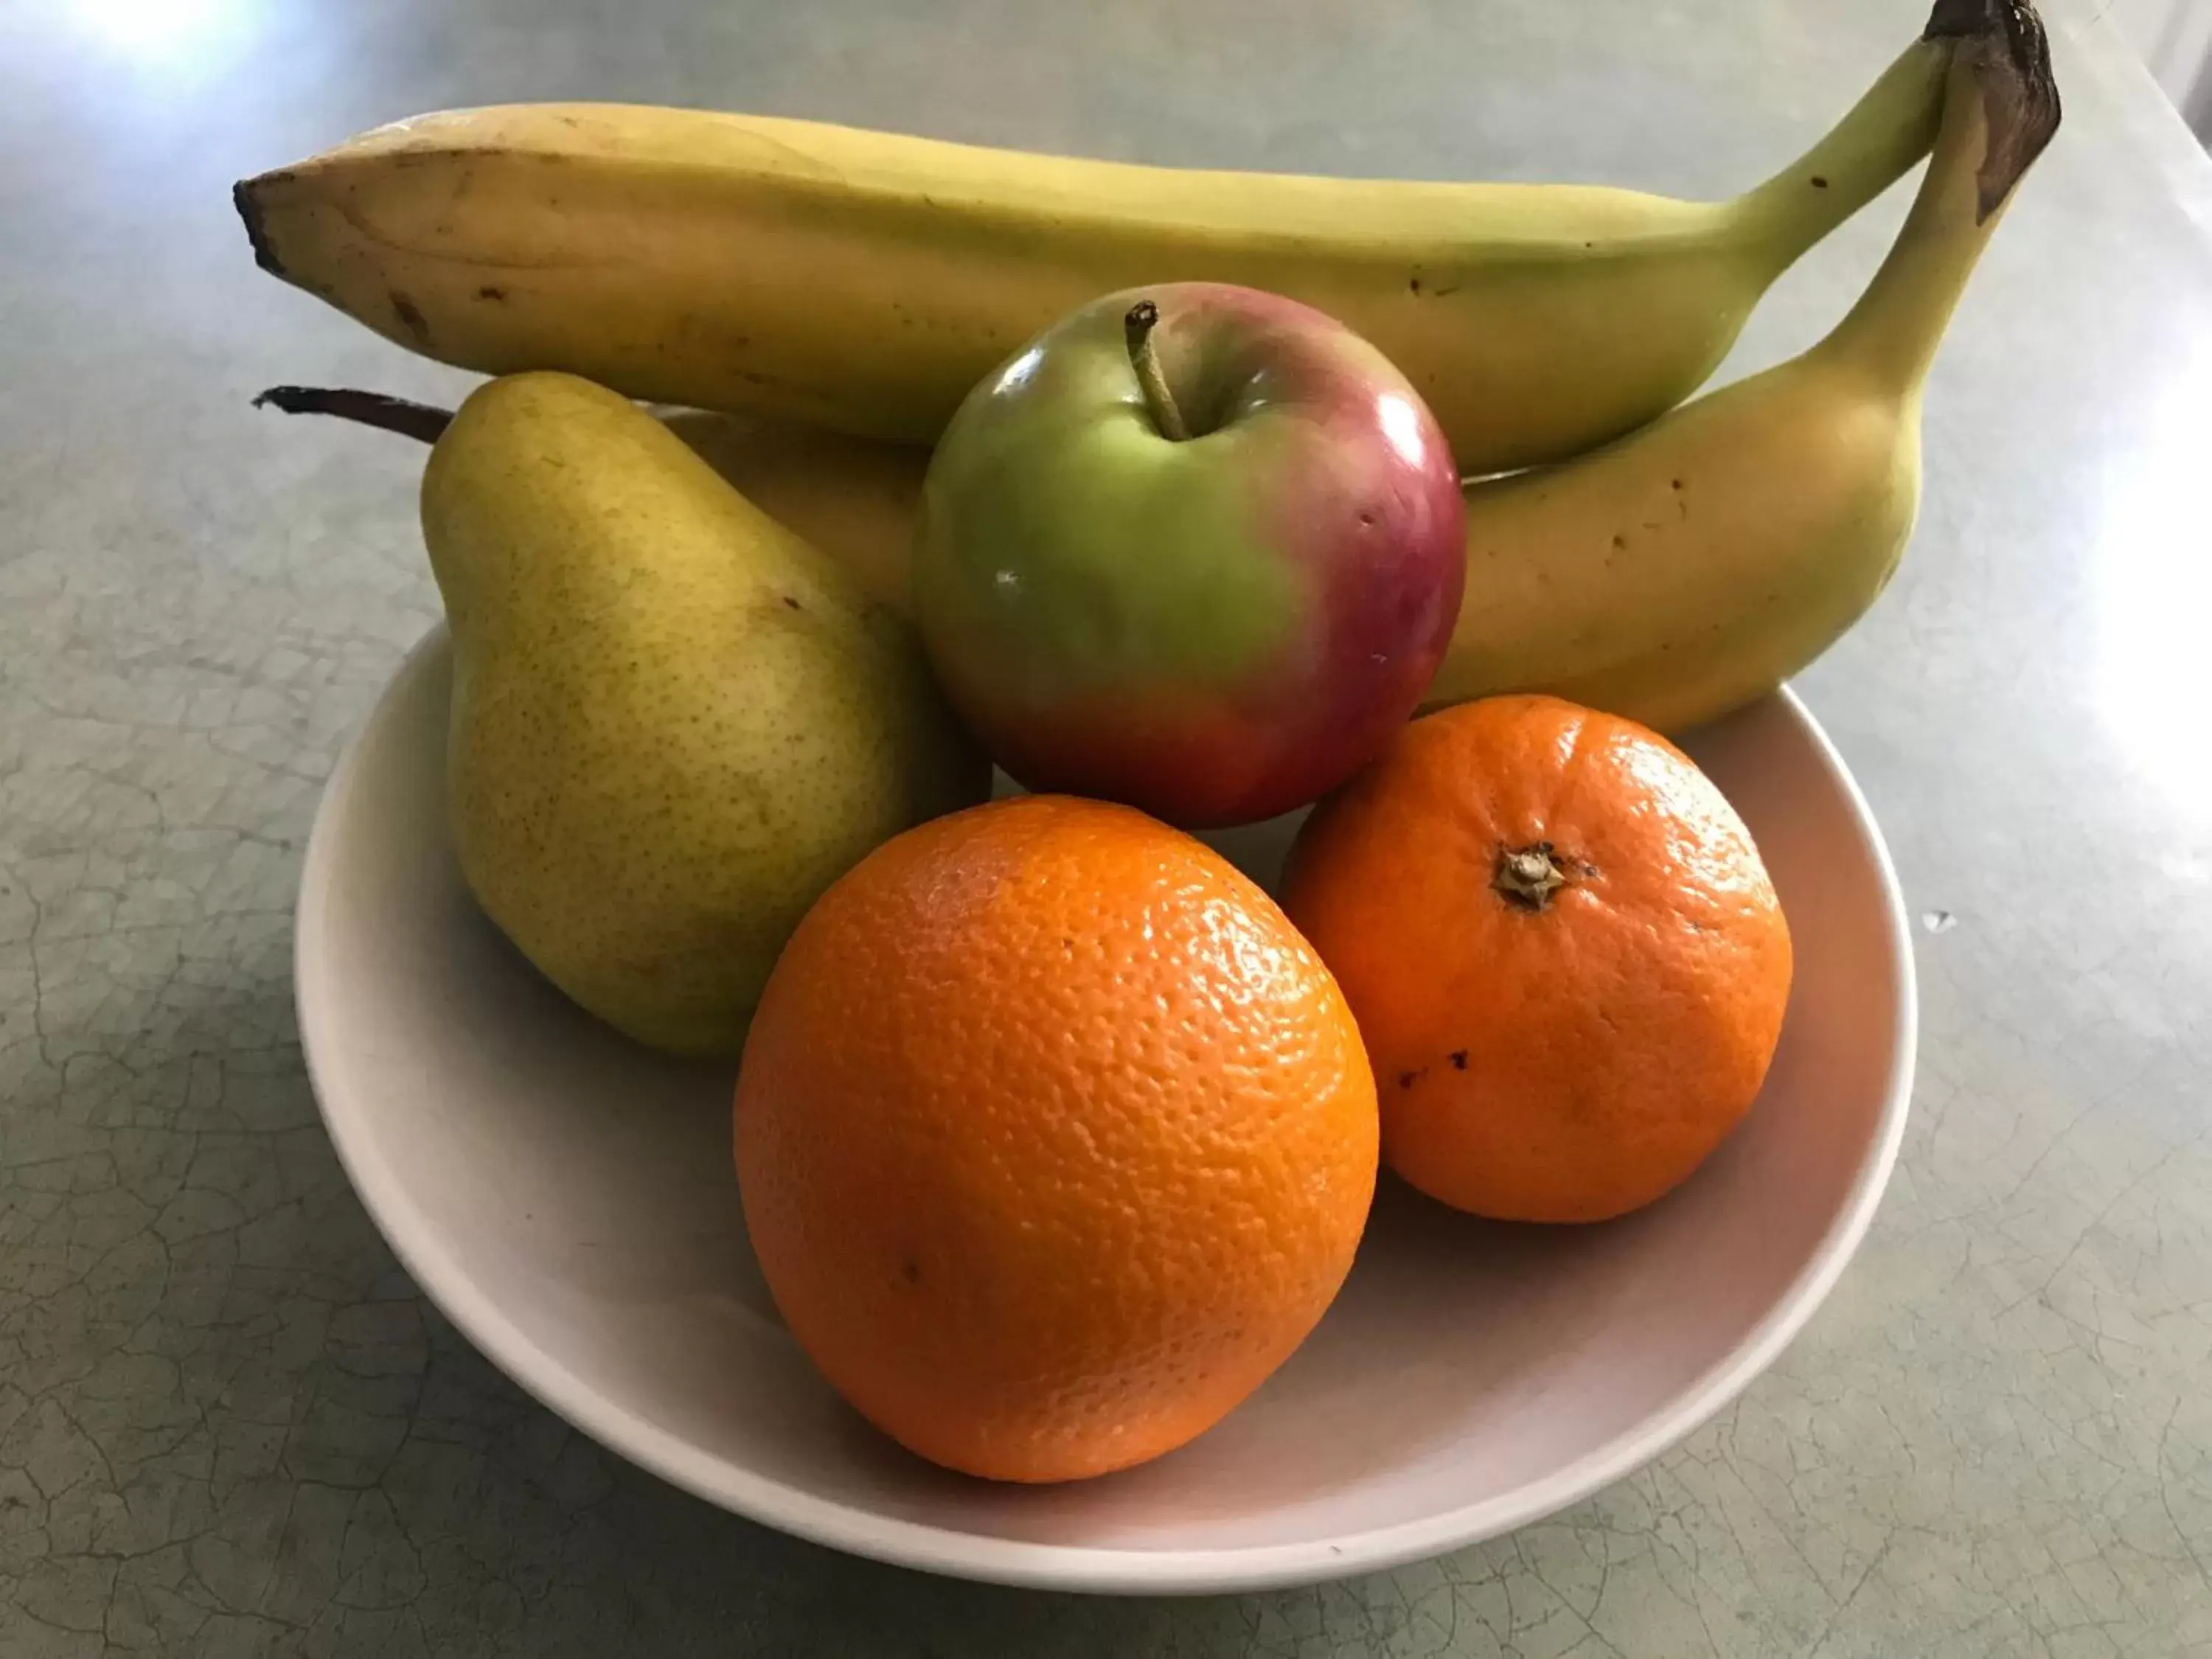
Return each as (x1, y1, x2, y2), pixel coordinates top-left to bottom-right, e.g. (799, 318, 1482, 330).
(233, 175, 286, 278)
(1923, 0, 2062, 220)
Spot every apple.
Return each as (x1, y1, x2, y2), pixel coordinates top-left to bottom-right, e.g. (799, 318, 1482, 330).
(914, 281, 1467, 828)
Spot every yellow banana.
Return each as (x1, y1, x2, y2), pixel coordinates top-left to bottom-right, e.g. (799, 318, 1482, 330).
(1424, 0, 2058, 728)
(237, 27, 1950, 475)
(650, 0, 2055, 739)
(654, 408, 925, 616)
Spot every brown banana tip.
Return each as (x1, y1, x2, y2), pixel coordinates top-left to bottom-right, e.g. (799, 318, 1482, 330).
(1923, 0, 2062, 219)
(233, 175, 285, 278)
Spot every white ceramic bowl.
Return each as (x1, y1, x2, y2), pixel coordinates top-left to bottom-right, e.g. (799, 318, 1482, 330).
(296, 626, 1915, 1595)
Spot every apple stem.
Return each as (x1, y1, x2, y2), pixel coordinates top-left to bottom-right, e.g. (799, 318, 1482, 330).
(251, 385, 453, 444)
(1123, 301, 1191, 442)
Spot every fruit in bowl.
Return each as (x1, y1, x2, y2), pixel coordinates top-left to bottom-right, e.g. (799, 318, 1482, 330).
(257, 0, 2061, 1556)
(1284, 695, 1794, 1222)
(914, 282, 1465, 828)
(730, 699, 1792, 1486)
(734, 795, 1378, 1483)
(297, 626, 1918, 1574)
(257, 374, 988, 1055)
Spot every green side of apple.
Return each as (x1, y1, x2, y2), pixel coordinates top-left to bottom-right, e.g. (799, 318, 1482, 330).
(916, 360, 1303, 711)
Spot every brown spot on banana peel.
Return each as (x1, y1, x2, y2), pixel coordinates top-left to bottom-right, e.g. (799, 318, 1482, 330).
(1922, 0, 2062, 219)
(389, 291, 432, 347)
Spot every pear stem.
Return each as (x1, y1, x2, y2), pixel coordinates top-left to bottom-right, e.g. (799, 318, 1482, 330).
(252, 385, 452, 444)
(1123, 302, 1190, 442)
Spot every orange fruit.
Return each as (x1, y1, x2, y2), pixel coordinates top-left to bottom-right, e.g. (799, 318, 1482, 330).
(1281, 695, 1792, 1224)
(734, 794, 1377, 1483)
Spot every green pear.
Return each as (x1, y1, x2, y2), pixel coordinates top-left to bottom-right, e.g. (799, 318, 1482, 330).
(262, 372, 987, 1055)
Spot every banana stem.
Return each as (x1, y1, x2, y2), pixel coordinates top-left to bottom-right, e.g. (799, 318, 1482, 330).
(253, 385, 453, 443)
(1922, 0, 2064, 220)
(1123, 302, 1190, 442)
(1731, 38, 1950, 266)
(1814, 4, 2059, 395)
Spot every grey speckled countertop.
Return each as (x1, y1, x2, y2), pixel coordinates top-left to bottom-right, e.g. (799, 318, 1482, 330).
(4, 1, 2211, 1654)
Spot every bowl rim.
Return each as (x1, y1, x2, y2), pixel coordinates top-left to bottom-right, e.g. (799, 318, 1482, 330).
(295, 624, 1917, 1596)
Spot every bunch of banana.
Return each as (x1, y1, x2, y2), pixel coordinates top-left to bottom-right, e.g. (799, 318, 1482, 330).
(242, 0, 2057, 737)
(695, 0, 2057, 734)
(237, 27, 1953, 476)
(1427, 0, 2059, 726)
